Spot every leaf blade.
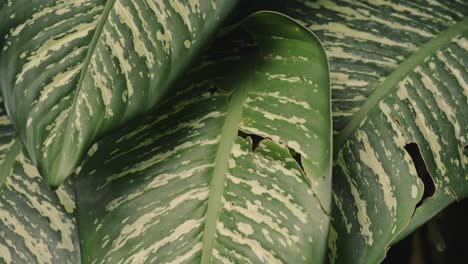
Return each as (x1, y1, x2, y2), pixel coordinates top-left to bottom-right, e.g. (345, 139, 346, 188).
(0, 0, 238, 187)
(237, 1, 468, 262)
(329, 18, 468, 264)
(0, 98, 79, 263)
(75, 11, 331, 263)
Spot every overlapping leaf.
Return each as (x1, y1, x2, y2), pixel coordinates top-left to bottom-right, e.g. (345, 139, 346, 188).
(0, 0, 238, 187)
(239, 1, 468, 263)
(0, 97, 79, 263)
(241, 0, 468, 132)
(2, 1, 464, 263)
(332, 24, 467, 263)
(74, 12, 331, 263)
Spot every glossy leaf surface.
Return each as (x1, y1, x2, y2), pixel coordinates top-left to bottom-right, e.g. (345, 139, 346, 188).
(0, 0, 237, 187)
(239, 1, 468, 263)
(75, 12, 331, 263)
(0, 96, 79, 263)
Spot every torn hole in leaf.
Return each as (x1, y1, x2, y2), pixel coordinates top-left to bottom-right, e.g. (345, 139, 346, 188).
(237, 130, 305, 170)
(237, 130, 308, 181)
(237, 130, 330, 216)
(405, 142, 435, 208)
(287, 146, 305, 174)
(237, 130, 264, 152)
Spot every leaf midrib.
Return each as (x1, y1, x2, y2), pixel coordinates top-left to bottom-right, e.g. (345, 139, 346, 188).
(334, 17, 468, 153)
(51, 0, 118, 184)
(199, 79, 250, 263)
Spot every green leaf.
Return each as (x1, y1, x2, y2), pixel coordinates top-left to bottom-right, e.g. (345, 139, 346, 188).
(0, 0, 238, 187)
(74, 11, 331, 263)
(335, 17, 468, 247)
(0, 96, 79, 263)
(240, 0, 468, 133)
(242, 1, 468, 263)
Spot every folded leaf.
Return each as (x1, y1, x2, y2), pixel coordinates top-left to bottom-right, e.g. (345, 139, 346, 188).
(75, 12, 331, 263)
(237, 1, 468, 263)
(0, 97, 79, 263)
(0, 0, 237, 187)
(240, 0, 468, 132)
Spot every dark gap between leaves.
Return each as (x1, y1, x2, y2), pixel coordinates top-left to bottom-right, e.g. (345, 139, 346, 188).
(404, 143, 435, 208)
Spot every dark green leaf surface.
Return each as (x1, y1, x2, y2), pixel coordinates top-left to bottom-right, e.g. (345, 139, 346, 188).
(75, 12, 331, 263)
(238, 1, 468, 263)
(241, 0, 468, 132)
(332, 25, 467, 262)
(0, 97, 79, 263)
(0, 0, 238, 187)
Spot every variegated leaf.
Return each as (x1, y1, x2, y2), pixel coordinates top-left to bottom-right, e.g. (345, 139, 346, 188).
(241, 0, 468, 132)
(331, 24, 467, 263)
(0, 96, 79, 263)
(0, 0, 238, 187)
(75, 12, 331, 263)
(239, 1, 468, 263)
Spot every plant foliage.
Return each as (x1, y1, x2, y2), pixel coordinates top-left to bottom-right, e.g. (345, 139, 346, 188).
(0, 0, 466, 263)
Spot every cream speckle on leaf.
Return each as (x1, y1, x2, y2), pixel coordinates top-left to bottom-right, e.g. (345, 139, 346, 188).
(0, 0, 238, 187)
(71, 11, 331, 264)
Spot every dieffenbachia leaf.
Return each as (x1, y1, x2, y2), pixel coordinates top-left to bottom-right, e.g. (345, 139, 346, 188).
(331, 21, 467, 263)
(0, 97, 79, 263)
(240, 0, 468, 133)
(75, 11, 331, 263)
(0, 0, 238, 187)
(240, 1, 468, 263)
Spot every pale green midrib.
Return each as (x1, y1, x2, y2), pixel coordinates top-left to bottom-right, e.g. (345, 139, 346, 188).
(50, 0, 118, 185)
(334, 17, 468, 153)
(200, 85, 249, 263)
(0, 137, 22, 190)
